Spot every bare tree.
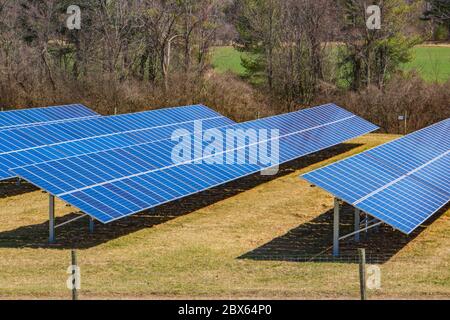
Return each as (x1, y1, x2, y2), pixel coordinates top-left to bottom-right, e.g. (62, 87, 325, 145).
(235, 0, 334, 108)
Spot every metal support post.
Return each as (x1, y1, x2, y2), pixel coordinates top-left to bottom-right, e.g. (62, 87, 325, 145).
(355, 208, 361, 242)
(365, 213, 369, 237)
(89, 217, 95, 233)
(49, 195, 55, 243)
(333, 198, 340, 257)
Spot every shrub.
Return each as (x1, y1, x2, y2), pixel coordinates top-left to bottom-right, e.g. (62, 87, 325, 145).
(313, 74, 450, 133)
(434, 24, 449, 41)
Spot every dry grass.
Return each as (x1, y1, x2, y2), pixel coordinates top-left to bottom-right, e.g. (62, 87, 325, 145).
(0, 134, 449, 300)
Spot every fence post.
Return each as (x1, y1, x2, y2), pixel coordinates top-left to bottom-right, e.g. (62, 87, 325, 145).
(358, 248, 367, 300)
(71, 250, 78, 301)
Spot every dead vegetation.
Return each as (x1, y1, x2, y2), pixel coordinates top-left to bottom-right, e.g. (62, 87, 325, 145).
(314, 74, 450, 134)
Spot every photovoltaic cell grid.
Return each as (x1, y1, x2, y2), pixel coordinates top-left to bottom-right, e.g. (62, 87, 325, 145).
(13, 104, 379, 224)
(0, 104, 99, 130)
(0, 104, 230, 155)
(302, 118, 450, 234)
(0, 116, 234, 180)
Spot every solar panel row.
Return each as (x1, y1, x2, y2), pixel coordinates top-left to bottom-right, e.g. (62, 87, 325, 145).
(0, 116, 234, 181)
(301, 118, 450, 234)
(0, 104, 99, 130)
(13, 104, 379, 224)
(0, 104, 228, 154)
(4, 101, 447, 245)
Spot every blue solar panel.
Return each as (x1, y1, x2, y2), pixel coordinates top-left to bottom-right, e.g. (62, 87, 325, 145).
(301, 119, 450, 234)
(0, 104, 99, 130)
(0, 116, 234, 180)
(12, 104, 379, 224)
(0, 105, 228, 154)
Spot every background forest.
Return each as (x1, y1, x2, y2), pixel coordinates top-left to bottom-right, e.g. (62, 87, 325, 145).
(0, 0, 449, 133)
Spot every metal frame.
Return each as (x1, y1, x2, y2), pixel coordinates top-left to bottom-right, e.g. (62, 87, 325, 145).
(332, 197, 383, 257)
(55, 214, 88, 229)
(48, 194, 95, 243)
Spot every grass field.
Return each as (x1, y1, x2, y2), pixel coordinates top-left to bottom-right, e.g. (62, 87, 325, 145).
(211, 46, 248, 76)
(403, 46, 450, 83)
(0, 134, 449, 299)
(211, 45, 450, 83)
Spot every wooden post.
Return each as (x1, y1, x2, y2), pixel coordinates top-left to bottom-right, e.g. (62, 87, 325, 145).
(358, 248, 367, 300)
(71, 250, 78, 301)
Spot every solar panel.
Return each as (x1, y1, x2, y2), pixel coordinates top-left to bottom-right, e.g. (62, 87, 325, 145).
(0, 116, 234, 181)
(12, 104, 379, 224)
(301, 119, 450, 234)
(0, 104, 230, 155)
(0, 104, 99, 130)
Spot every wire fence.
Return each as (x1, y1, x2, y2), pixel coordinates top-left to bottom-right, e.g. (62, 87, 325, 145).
(0, 243, 447, 300)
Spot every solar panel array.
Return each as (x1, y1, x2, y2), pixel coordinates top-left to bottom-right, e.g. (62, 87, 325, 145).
(0, 104, 99, 130)
(302, 119, 450, 234)
(13, 104, 379, 224)
(0, 105, 234, 180)
(0, 116, 233, 181)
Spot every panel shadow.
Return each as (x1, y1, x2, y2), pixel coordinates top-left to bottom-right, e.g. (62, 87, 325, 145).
(239, 202, 450, 264)
(0, 179, 39, 199)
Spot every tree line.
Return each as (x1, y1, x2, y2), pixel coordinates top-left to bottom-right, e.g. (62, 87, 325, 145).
(0, 0, 225, 94)
(0, 0, 448, 132)
(233, 0, 425, 108)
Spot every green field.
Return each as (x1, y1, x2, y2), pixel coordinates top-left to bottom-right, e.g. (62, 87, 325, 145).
(212, 45, 450, 83)
(403, 46, 450, 83)
(211, 46, 248, 76)
(1, 134, 449, 299)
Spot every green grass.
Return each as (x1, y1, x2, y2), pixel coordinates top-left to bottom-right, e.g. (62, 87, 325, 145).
(211, 46, 247, 76)
(212, 45, 450, 83)
(403, 46, 450, 83)
(0, 134, 449, 299)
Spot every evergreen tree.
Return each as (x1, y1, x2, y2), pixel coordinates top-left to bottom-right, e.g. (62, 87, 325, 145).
(423, 0, 450, 39)
(338, 0, 421, 90)
(234, 0, 281, 88)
